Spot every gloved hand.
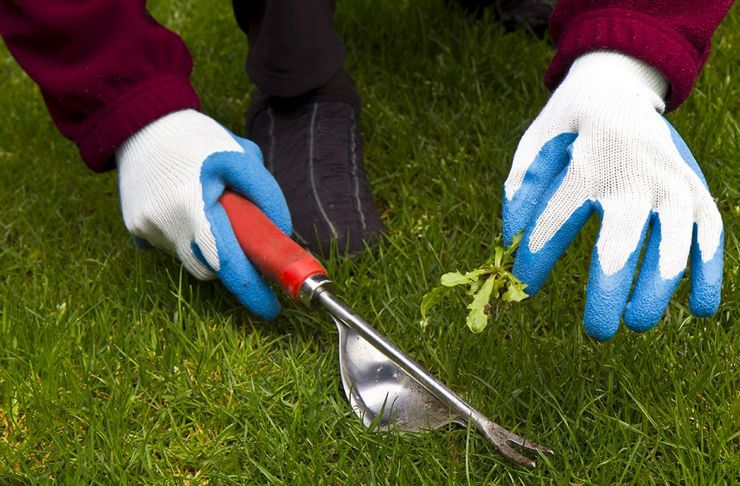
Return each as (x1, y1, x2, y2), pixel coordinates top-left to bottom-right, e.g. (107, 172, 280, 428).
(116, 109, 292, 319)
(503, 51, 724, 340)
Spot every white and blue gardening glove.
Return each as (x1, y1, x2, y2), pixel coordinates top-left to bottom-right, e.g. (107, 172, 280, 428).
(503, 51, 724, 340)
(117, 109, 292, 319)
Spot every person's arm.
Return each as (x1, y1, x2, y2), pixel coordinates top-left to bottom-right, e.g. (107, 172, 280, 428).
(0, 2, 293, 319)
(545, 0, 735, 111)
(0, 0, 200, 170)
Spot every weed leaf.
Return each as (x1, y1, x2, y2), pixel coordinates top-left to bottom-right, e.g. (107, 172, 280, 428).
(502, 282, 528, 302)
(440, 271, 471, 287)
(466, 276, 496, 333)
(420, 285, 450, 320)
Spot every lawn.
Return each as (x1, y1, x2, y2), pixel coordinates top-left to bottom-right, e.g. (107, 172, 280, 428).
(1, 1, 738, 483)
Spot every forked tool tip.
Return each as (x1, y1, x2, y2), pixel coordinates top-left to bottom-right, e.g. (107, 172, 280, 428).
(481, 420, 554, 468)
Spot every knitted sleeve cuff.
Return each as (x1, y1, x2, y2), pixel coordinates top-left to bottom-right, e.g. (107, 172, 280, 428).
(545, 8, 708, 112)
(76, 75, 200, 172)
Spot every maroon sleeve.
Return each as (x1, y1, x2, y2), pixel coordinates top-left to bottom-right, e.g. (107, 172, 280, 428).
(546, 0, 735, 111)
(0, 1, 201, 171)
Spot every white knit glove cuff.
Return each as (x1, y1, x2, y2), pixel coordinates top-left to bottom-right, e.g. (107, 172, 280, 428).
(567, 50, 669, 111)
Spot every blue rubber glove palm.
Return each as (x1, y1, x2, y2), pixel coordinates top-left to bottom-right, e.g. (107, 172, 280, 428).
(503, 52, 724, 340)
(117, 109, 292, 319)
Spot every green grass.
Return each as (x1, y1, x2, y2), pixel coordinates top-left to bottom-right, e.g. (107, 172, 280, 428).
(1, 1, 738, 483)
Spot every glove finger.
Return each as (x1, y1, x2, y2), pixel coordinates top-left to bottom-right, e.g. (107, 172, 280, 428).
(176, 239, 217, 281)
(663, 119, 724, 317)
(214, 136, 292, 236)
(624, 209, 692, 332)
(503, 132, 577, 246)
(196, 138, 287, 319)
(689, 205, 724, 316)
(513, 164, 593, 296)
(199, 201, 281, 320)
(583, 200, 651, 341)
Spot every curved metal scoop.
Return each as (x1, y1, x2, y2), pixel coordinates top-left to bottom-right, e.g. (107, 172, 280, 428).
(335, 316, 464, 431)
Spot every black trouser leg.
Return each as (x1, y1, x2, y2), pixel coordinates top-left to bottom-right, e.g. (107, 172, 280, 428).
(232, 0, 346, 98)
(232, 1, 381, 257)
(449, 0, 554, 37)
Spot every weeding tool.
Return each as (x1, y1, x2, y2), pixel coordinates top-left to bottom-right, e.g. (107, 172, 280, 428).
(220, 191, 554, 468)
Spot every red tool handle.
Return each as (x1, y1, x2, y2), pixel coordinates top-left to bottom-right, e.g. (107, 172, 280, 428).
(220, 191, 328, 303)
